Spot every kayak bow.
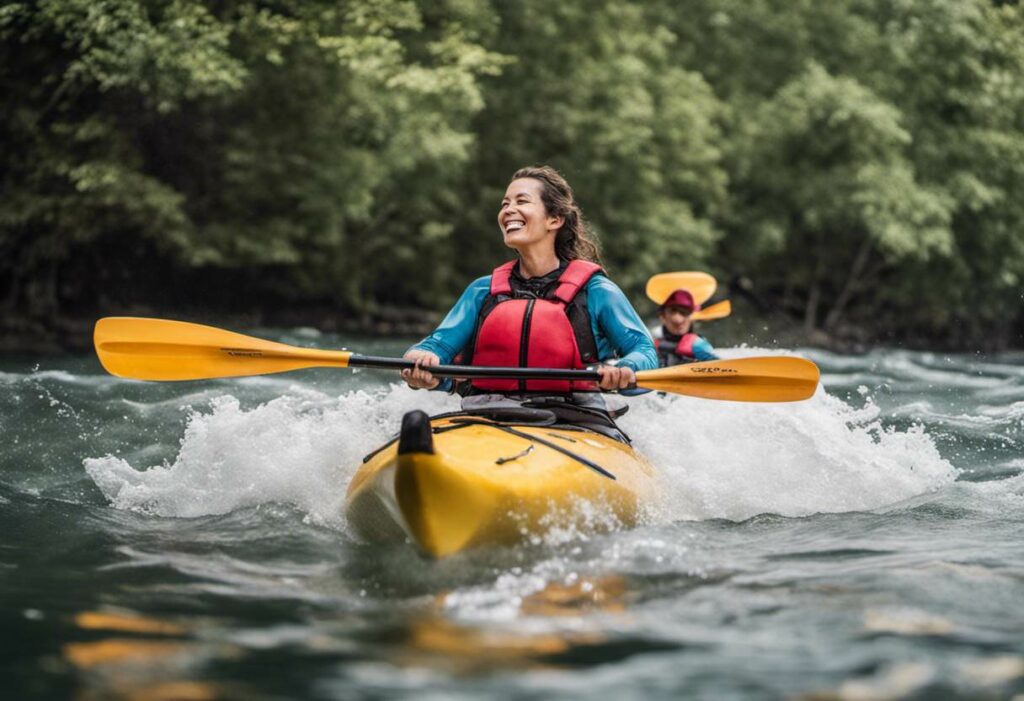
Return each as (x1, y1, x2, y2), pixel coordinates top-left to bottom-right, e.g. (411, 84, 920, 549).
(345, 410, 658, 557)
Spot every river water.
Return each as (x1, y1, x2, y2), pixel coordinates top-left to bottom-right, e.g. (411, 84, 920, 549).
(2, 330, 1022, 700)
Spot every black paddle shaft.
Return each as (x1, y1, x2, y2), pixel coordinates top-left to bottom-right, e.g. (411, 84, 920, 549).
(349, 354, 603, 381)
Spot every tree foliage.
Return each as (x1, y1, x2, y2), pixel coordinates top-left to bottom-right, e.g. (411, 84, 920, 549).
(2, 0, 1022, 348)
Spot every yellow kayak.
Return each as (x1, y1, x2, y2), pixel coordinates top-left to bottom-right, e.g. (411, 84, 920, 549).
(345, 409, 658, 557)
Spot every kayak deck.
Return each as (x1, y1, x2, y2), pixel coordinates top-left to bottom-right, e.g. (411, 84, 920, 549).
(345, 411, 658, 557)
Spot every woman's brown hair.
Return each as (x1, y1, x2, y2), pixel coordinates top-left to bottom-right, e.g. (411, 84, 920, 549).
(510, 166, 601, 264)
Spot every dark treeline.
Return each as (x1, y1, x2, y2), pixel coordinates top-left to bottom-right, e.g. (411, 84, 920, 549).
(2, 0, 1023, 351)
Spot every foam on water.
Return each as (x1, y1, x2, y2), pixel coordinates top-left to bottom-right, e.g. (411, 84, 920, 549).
(85, 374, 958, 529)
(84, 386, 457, 527)
(0, 368, 120, 387)
(624, 386, 958, 522)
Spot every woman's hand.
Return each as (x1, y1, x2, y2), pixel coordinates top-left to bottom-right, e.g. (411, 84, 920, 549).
(401, 349, 441, 390)
(597, 363, 636, 391)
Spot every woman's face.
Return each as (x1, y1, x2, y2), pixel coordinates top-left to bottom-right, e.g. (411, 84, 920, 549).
(497, 178, 563, 250)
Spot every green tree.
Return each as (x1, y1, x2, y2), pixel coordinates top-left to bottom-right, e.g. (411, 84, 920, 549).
(732, 64, 953, 335)
(453, 0, 728, 299)
(660, 0, 1024, 346)
(1, 0, 505, 319)
(2, 0, 1023, 349)
(0, 0, 245, 316)
(863, 0, 1024, 344)
(184, 0, 506, 311)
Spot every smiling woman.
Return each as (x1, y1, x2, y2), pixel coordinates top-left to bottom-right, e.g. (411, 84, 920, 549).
(498, 166, 601, 265)
(401, 165, 657, 404)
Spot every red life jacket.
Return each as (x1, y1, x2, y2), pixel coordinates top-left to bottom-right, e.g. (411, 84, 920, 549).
(656, 332, 699, 367)
(467, 260, 602, 393)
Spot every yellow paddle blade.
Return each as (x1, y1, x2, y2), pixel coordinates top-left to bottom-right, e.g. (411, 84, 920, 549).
(94, 317, 352, 381)
(646, 272, 717, 306)
(690, 299, 732, 322)
(635, 356, 819, 402)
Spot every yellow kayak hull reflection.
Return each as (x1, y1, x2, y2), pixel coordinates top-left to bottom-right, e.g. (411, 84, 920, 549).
(345, 417, 658, 557)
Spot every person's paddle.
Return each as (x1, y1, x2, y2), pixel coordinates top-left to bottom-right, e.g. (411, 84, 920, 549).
(646, 271, 732, 321)
(646, 271, 717, 307)
(690, 299, 731, 321)
(93, 317, 820, 402)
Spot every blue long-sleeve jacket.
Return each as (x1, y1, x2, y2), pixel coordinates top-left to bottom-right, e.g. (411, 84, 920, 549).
(410, 273, 657, 387)
(689, 337, 718, 361)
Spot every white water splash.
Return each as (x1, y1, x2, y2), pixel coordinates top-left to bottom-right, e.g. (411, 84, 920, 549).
(84, 386, 457, 527)
(625, 386, 958, 522)
(85, 374, 958, 527)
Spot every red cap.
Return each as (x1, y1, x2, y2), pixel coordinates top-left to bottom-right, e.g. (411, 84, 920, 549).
(660, 289, 699, 312)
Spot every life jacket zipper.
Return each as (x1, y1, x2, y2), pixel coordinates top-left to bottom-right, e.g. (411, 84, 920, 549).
(518, 299, 535, 392)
